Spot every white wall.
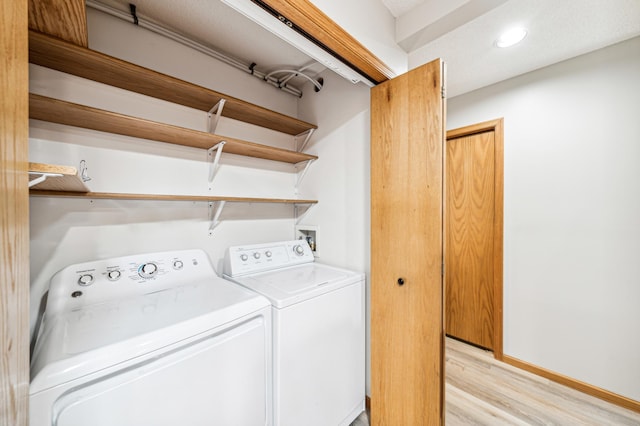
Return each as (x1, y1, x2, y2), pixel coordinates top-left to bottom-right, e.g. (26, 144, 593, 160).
(309, 0, 407, 76)
(297, 71, 372, 392)
(447, 36, 640, 401)
(29, 9, 306, 337)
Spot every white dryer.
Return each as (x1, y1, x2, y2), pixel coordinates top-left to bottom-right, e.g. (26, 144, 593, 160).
(30, 249, 272, 426)
(223, 241, 365, 426)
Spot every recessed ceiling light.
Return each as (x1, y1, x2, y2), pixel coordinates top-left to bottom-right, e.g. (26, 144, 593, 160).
(495, 27, 527, 48)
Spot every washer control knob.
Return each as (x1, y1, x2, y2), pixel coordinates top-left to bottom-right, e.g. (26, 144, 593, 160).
(265, 250, 272, 258)
(293, 244, 305, 256)
(173, 260, 184, 270)
(107, 270, 121, 281)
(240, 254, 249, 262)
(253, 252, 261, 259)
(78, 274, 94, 286)
(138, 262, 158, 279)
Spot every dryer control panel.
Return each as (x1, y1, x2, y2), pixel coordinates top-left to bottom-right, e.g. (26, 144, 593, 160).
(224, 240, 314, 277)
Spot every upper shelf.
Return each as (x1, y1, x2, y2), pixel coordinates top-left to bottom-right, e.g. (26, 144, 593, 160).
(28, 30, 318, 136)
(30, 94, 317, 164)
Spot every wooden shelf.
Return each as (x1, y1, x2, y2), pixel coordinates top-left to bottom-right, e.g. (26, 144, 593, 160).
(29, 190, 317, 204)
(28, 32, 319, 218)
(30, 94, 317, 164)
(29, 30, 318, 136)
(29, 162, 90, 192)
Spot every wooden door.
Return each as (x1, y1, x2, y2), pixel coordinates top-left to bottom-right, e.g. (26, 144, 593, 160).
(1, 0, 30, 424)
(371, 59, 445, 425)
(445, 120, 503, 355)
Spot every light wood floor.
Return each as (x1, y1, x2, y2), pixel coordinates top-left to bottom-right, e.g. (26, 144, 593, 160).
(445, 337, 640, 425)
(355, 338, 640, 425)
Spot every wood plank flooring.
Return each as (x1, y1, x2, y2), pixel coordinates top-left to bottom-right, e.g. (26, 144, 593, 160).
(356, 338, 640, 425)
(445, 337, 640, 425)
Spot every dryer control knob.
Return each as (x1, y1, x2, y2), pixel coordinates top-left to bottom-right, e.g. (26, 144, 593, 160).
(138, 262, 158, 279)
(107, 270, 121, 281)
(240, 254, 249, 261)
(78, 274, 94, 286)
(293, 244, 305, 256)
(173, 260, 184, 270)
(253, 252, 261, 259)
(265, 250, 272, 258)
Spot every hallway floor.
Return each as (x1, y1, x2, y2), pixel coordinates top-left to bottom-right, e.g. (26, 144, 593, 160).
(356, 338, 640, 425)
(446, 337, 639, 425)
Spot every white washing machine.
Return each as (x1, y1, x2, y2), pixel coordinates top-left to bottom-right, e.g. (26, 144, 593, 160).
(223, 240, 365, 426)
(30, 249, 272, 426)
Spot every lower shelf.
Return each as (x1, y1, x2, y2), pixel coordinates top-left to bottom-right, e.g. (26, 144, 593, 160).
(28, 190, 317, 204)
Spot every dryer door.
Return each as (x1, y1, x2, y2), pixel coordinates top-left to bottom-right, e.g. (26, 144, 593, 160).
(49, 315, 270, 426)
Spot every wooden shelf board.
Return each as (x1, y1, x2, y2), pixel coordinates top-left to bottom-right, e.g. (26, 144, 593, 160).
(29, 190, 317, 204)
(29, 30, 318, 135)
(29, 94, 317, 164)
(29, 161, 90, 192)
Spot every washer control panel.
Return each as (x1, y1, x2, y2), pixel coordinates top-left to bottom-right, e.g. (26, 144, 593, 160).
(46, 249, 213, 316)
(224, 240, 314, 277)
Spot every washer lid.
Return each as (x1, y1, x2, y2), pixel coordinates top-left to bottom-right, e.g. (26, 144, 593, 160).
(30, 276, 269, 394)
(226, 263, 364, 308)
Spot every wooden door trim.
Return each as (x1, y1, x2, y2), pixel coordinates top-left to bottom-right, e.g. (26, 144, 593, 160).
(1, 0, 30, 424)
(446, 118, 504, 360)
(253, 0, 395, 84)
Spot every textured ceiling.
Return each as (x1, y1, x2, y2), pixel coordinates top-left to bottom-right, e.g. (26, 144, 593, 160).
(407, 0, 640, 97)
(381, 0, 425, 18)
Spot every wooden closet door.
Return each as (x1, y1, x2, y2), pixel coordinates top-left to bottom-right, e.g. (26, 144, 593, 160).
(445, 119, 504, 357)
(371, 59, 445, 425)
(446, 131, 496, 350)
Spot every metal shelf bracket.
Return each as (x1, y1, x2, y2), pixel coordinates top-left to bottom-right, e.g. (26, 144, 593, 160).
(295, 128, 315, 152)
(295, 159, 315, 195)
(28, 172, 63, 188)
(208, 99, 226, 134)
(208, 200, 226, 235)
(208, 141, 226, 185)
(294, 202, 315, 224)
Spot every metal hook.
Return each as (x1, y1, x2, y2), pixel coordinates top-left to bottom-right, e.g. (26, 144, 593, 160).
(79, 160, 92, 182)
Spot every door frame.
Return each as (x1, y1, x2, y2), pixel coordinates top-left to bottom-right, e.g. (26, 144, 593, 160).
(446, 118, 504, 360)
(1, 0, 30, 423)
